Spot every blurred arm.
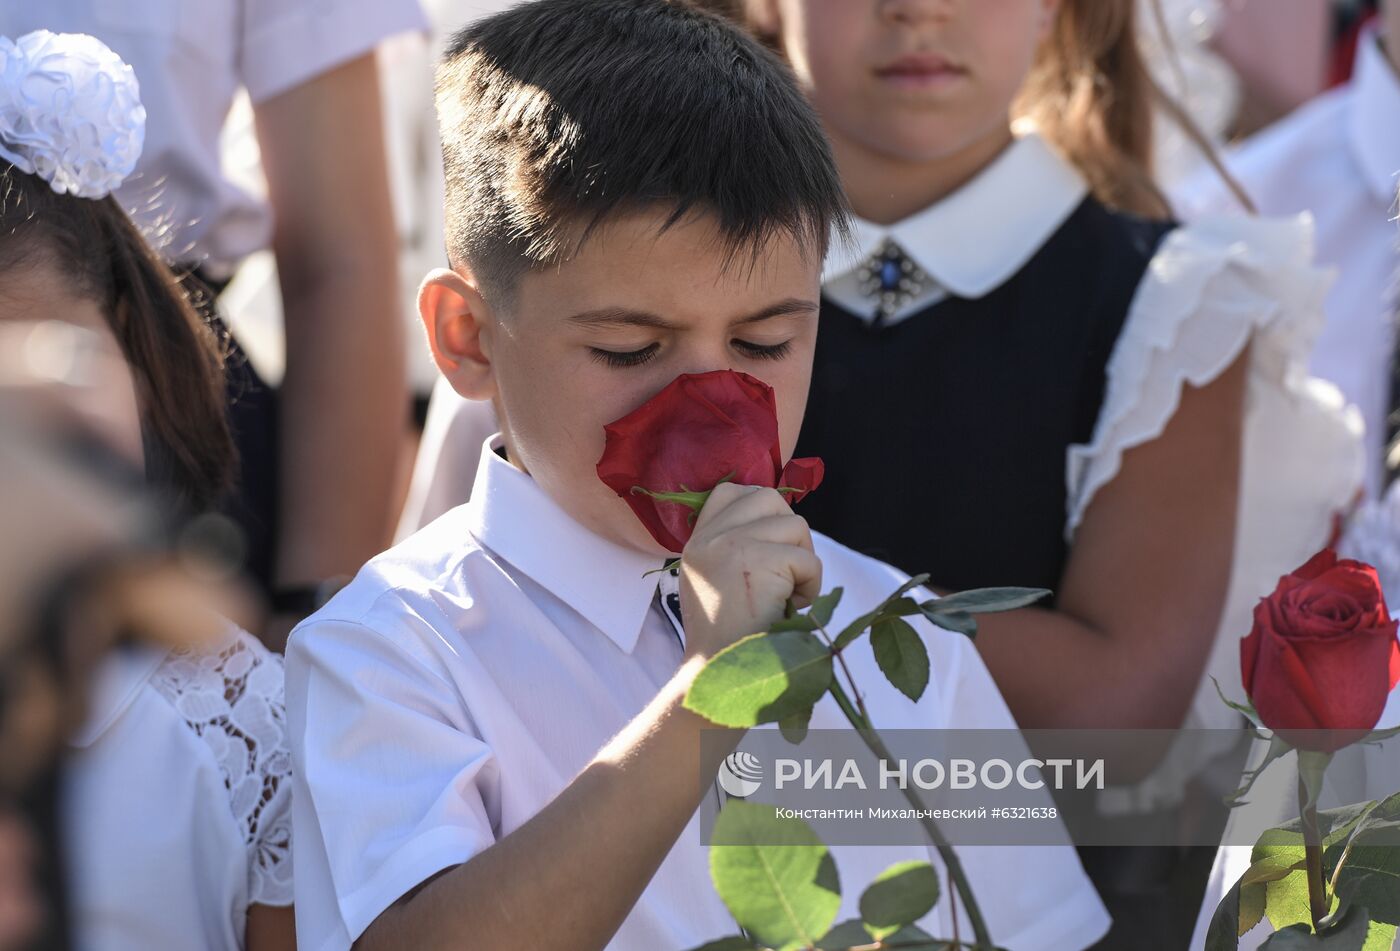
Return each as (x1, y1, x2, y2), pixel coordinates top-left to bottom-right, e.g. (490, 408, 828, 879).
(971, 351, 1247, 756)
(253, 52, 406, 594)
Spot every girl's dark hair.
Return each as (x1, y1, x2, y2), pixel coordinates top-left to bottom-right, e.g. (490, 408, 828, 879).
(0, 162, 235, 510)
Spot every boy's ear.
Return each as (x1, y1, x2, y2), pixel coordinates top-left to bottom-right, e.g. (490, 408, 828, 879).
(419, 267, 498, 402)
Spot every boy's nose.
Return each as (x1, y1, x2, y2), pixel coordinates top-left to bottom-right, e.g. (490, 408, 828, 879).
(879, 0, 958, 26)
(671, 338, 744, 381)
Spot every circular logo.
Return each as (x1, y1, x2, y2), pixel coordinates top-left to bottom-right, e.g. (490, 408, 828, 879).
(717, 751, 764, 798)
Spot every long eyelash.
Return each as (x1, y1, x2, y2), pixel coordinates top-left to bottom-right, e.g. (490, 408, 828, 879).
(734, 339, 793, 361)
(588, 343, 660, 368)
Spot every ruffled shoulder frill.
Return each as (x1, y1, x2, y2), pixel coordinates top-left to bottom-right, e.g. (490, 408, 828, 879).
(1065, 212, 1361, 541)
(1085, 214, 1366, 813)
(1076, 215, 1368, 825)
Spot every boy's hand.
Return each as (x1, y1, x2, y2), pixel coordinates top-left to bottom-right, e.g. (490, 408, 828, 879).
(678, 483, 822, 660)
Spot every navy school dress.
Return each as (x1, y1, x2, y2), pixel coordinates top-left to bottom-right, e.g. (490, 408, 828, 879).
(796, 197, 1174, 599)
(794, 198, 1224, 951)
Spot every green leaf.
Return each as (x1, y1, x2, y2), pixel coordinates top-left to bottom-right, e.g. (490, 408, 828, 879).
(1208, 860, 1293, 951)
(1241, 854, 1309, 886)
(919, 607, 978, 640)
(1345, 791, 1400, 848)
(809, 588, 843, 629)
(1362, 923, 1398, 951)
(1362, 724, 1400, 744)
(643, 558, 683, 579)
(1248, 857, 1310, 935)
(832, 609, 880, 651)
(1206, 873, 1243, 951)
(817, 919, 877, 948)
(920, 587, 1051, 616)
(1320, 792, 1400, 932)
(1249, 800, 1381, 935)
(1259, 903, 1370, 949)
(828, 577, 932, 652)
(858, 861, 940, 941)
(1227, 735, 1297, 807)
(1241, 880, 1268, 937)
(779, 705, 812, 746)
(874, 597, 923, 622)
(1262, 869, 1329, 934)
(871, 618, 930, 702)
(709, 801, 842, 951)
(1323, 884, 1400, 951)
(1212, 676, 1263, 729)
(685, 630, 834, 727)
(1254, 799, 1379, 872)
(1335, 857, 1400, 926)
(770, 614, 819, 633)
(685, 939, 760, 951)
(880, 574, 932, 608)
(819, 919, 945, 949)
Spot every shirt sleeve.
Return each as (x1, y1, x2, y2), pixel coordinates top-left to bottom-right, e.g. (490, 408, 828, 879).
(238, 0, 429, 104)
(286, 617, 497, 951)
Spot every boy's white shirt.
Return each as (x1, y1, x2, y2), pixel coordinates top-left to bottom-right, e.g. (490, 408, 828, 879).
(288, 436, 1111, 951)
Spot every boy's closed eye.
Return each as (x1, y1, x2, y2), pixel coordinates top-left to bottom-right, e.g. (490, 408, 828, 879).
(588, 338, 794, 369)
(574, 298, 814, 370)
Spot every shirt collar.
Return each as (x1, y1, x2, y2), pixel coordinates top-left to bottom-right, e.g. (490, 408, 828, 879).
(69, 645, 168, 748)
(823, 132, 1089, 298)
(462, 435, 664, 654)
(1349, 29, 1400, 207)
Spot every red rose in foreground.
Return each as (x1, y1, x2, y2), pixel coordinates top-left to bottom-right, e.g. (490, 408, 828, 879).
(1241, 549, 1400, 751)
(597, 370, 824, 553)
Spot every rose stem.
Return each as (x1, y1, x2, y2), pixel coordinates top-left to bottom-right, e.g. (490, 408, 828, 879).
(825, 673, 995, 950)
(1298, 776, 1329, 930)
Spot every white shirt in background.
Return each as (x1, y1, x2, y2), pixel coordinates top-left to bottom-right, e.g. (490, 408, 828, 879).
(1175, 28, 1400, 497)
(1181, 29, 1400, 951)
(288, 437, 1111, 951)
(0, 0, 427, 276)
(65, 629, 292, 951)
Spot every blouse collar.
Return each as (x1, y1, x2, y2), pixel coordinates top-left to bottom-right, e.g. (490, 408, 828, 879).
(824, 132, 1090, 299)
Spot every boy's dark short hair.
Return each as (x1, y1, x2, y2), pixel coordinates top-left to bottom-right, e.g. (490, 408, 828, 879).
(435, 0, 848, 303)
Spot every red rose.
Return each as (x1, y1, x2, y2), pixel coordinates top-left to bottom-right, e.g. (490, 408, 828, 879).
(596, 370, 824, 553)
(1240, 549, 1400, 751)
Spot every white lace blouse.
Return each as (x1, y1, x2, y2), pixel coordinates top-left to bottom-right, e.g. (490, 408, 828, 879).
(65, 627, 292, 951)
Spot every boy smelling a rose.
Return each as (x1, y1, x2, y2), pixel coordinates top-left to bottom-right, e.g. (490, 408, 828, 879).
(285, 2, 1111, 949)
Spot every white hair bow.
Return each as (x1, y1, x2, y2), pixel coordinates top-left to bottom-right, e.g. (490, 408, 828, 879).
(0, 30, 146, 200)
